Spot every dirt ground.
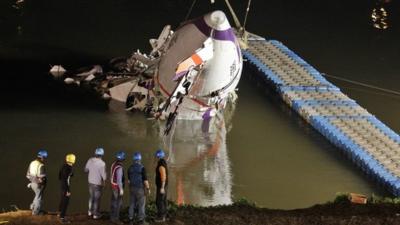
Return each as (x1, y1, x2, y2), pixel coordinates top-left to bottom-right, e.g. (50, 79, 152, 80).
(2, 201, 400, 225)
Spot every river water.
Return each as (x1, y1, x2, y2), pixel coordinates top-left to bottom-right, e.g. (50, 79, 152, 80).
(0, 0, 399, 211)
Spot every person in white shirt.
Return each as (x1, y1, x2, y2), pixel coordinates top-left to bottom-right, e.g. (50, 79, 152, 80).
(84, 147, 107, 219)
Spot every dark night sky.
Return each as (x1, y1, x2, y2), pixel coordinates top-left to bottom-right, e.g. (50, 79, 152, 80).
(0, 0, 399, 99)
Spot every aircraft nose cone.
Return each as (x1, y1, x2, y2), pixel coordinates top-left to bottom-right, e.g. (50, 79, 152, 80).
(205, 10, 231, 30)
(210, 11, 226, 27)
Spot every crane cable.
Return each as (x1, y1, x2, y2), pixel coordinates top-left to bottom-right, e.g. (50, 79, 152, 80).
(242, 0, 252, 31)
(184, 0, 197, 21)
(322, 73, 400, 97)
(224, 0, 242, 29)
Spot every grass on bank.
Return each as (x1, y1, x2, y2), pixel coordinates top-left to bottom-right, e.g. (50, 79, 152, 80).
(333, 192, 400, 204)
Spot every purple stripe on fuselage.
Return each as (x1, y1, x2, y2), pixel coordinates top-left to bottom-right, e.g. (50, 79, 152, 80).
(193, 17, 236, 43)
(173, 70, 187, 81)
(213, 29, 237, 43)
(193, 18, 212, 37)
(193, 17, 241, 59)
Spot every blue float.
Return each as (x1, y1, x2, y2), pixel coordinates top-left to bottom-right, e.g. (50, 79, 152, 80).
(243, 38, 400, 196)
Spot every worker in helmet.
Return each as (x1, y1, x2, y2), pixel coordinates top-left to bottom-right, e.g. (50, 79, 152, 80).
(26, 149, 48, 215)
(84, 147, 107, 219)
(110, 151, 126, 224)
(127, 152, 150, 225)
(154, 149, 168, 222)
(58, 154, 76, 224)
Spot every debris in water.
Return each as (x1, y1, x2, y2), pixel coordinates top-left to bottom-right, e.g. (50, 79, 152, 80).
(49, 65, 66, 77)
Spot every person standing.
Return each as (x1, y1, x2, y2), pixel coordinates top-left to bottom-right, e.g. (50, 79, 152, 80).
(154, 149, 168, 222)
(58, 154, 76, 224)
(26, 149, 48, 215)
(85, 147, 107, 219)
(110, 151, 126, 224)
(127, 152, 150, 225)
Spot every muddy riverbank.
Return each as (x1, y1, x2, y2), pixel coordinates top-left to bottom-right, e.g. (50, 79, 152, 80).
(2, 198, 400, 225)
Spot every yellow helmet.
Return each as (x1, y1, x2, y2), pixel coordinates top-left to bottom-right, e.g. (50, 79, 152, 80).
(66, 154, 76, 165)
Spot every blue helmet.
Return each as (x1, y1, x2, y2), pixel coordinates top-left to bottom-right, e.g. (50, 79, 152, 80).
(116, 151, 126, 161)
(155, 149, 165, 159)
(37, 149, 48, 159)
(133, 152, 142, 161)
(95, 147, 104, 156)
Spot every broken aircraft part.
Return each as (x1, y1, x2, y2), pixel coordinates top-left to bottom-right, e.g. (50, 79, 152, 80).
(50, 10, 243, 135)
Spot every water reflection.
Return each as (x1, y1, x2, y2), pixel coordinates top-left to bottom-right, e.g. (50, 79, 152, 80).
(166, 117, 232, 206)
(108, 100, 233, 206)
(371, 0, 391, 30)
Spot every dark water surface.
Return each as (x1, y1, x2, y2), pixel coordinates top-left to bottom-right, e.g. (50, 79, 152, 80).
(0, 0, 399, 211)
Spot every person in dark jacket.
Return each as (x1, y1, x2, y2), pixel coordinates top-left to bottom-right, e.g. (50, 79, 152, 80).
(154, 149, 168, 222)
(58, 154, 76, 224)
(128, 152, 150, 225)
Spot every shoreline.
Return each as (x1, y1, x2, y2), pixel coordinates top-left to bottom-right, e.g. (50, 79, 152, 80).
(2, 198, 400, 225)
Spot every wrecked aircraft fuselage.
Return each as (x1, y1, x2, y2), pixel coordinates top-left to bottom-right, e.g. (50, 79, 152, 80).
(52, 10, 242, 134)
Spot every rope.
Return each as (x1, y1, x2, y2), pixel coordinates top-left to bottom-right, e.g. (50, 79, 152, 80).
(184, 0, 197, 21)
(322, 73, 400, 96)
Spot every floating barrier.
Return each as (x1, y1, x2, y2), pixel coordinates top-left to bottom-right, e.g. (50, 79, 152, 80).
(243, 35, 400, 196)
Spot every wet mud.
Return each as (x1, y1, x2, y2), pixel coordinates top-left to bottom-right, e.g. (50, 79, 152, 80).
(2, 201, 400, 225)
